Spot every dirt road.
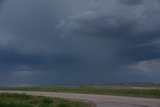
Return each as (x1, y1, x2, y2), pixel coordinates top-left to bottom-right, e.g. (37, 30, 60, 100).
(0, 90, 160, 107)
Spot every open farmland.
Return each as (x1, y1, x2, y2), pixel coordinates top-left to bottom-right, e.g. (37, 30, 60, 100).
(0, 86, 160, 99)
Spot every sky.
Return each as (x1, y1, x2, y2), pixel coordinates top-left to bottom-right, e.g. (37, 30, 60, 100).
(0, 0, 160, 87)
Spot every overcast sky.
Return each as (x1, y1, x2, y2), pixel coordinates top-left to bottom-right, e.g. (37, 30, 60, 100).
(0, 0, 160, 86)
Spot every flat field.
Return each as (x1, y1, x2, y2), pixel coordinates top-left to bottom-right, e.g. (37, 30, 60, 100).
(0, 93, 95, 107)
(0, 86, 160, 99)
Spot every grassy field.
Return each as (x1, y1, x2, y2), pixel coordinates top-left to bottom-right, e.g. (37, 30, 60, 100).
(0, 93, 95, 107)
(0, 86, 160, 99)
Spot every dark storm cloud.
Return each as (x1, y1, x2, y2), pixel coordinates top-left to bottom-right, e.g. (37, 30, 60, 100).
(0, 0, 95, 54)
(0, 0, 160, 86)
(0, 50, 75, 65)
(0, 0, 55, 36)
(56, 0, 160, 40)
(119, 0, 144, 6)
(56, 0, 160, 81)
(0, 0, 7, 12)
(0, 0, 5, 7)
(56, 0, 160, 63)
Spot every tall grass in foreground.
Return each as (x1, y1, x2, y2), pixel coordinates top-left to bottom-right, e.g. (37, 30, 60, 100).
(0, 93, 95, 107)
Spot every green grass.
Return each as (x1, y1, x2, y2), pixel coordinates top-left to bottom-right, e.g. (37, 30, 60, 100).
(0, 86, 160, 98)
(0, 93, 95, 107)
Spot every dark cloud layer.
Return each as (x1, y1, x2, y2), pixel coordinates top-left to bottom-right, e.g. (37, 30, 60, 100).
(0, 0, 6, 9)
(0, 0, 5, 5)
(0, 0, 160, 86)
(120, 0, 144, 6)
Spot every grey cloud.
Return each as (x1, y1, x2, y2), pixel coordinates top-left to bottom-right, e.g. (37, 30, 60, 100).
(56, 0, 160, 50)
(0, 0, 95, 54)
(129, 59, 160, 78)
(119, 0, 144, 6)
(56, 0, 160, 39)
(55, 0, 160, 81)
(0, 0, 5, 8)
(1, 0, 160, 86)
(56, 9, 136, 39)
(131, 38, 160, 49)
